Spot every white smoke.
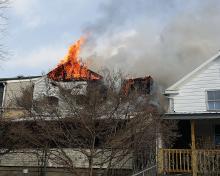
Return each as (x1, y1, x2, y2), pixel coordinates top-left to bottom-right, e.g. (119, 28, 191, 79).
(81, 0, 220, 87)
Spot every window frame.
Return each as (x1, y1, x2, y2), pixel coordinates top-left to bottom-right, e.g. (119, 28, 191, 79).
(206, 90, 220, 111)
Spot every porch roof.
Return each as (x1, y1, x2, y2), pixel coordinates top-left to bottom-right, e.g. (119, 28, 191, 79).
(163, 112, 220, 120)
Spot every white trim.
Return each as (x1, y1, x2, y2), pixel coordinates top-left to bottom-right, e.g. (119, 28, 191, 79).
(5, 78, 41, 83)
(164, 90, 179, 95)
(166, 51, 220, 92)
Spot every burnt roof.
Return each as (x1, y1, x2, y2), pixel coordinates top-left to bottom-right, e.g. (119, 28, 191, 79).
(47, 63, 102, 81)
(122, 76, 153, 95)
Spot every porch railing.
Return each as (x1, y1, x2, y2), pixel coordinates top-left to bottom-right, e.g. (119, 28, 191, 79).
(158, 149, 220, 174)
(197, 149, 220, 174)
(158, 149, 192, 173)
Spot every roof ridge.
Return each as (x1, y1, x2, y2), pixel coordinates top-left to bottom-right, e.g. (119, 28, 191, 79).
(166, 51, 220, 92)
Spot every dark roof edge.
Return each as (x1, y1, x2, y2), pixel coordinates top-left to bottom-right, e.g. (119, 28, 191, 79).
(163, 112, 220, 120)
(0, 76, 42, 82)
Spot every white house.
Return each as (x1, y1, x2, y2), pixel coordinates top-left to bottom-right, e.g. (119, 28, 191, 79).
(159, 51, 220, 175)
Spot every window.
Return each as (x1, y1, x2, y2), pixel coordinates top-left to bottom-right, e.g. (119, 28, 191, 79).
(0, 83, 4, 107)
(207, 90, 220, 111)
(47, 96, 59, 106)
(215, 125, 220, 145)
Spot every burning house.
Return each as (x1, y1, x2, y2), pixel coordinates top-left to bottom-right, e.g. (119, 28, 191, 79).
(47, 37, 102, 82)
(0, 37, 154, 118)
(33, 38, 154, 115)
(33, 38, 103, 112)
(0, 38, 159, 176)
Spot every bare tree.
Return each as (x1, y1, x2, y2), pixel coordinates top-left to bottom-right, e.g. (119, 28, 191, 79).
(0, 118, 29, 157)
(13, 72, 177, 176)
(14, 81, 34, 116)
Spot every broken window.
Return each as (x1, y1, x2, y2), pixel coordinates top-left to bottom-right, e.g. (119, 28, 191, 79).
(46, 96, 59, 107)
(0, 83, 4, 107)
(207, 90, 220, 111)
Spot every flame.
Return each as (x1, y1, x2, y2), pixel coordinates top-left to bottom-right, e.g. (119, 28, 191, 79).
(48, 37, 101, 81)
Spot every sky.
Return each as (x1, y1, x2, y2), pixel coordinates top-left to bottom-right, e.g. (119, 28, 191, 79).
(0, 0, 103, 77)
(1, 0, 220, 86)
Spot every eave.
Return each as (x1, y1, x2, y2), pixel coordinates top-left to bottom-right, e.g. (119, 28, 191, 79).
(164, 90, 179, 95)
(163, 112, 220, 120)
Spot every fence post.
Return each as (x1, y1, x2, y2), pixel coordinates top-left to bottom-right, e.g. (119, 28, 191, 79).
(157, 148, 163, 175)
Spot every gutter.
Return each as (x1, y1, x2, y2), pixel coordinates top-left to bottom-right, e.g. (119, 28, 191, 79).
(163, 112, 220, 120)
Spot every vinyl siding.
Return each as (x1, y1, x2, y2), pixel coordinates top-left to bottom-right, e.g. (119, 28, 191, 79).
(33, 77, 88, 115)
(3, 80, 36, 107)
(33, 77, 87, 100)
(0, 149, 132, 169)
(173, 57, 220, 113)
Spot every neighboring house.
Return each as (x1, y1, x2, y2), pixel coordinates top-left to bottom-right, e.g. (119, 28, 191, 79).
(159, 52, 220, 175)
(0, 74, 154, 176)
(0, 76, 41, 118)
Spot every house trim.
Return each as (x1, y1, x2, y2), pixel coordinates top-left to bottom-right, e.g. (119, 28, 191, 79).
(163, 112, 220, 120)
(3, 78, 40, 83)
(166, 51, 220, 93)
(0, 76, 41, 82)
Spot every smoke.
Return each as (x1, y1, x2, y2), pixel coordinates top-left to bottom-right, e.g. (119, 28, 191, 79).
(81, 0, 220, 87)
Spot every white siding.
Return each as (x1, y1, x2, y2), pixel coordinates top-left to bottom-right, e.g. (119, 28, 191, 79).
(33, 77, 88, 115)
(0, 149, 132, 169)
(3, 79, 39, 107)
(33, 77, 88, 100)
(33, 76, 57, 99)
(172, 57, 220, 113)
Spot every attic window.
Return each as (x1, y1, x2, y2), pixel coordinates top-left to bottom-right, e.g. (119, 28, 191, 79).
(47, 96, 59, 107)
(207, 90, 220, 111)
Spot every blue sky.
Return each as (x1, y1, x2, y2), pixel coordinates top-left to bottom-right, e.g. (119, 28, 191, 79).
(0, 0, 103, 77)
(0, 0, 220, 86)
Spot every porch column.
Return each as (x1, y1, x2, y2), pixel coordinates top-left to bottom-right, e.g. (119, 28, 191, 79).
(191, 120, 197, 176)
(191, 120, 196, 150)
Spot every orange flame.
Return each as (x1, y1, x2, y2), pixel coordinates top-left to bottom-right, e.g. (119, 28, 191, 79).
(48, 37, 101, 81)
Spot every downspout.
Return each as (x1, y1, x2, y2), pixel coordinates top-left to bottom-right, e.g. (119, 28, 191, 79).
(2, 82, 6, 107)
(0, 82, 6, 116)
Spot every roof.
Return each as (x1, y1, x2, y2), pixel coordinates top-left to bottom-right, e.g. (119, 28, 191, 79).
(0, 76, 42, 82)
(163, 112, 220, 120)
(122, 76, 153, 95)
(47, 60, 102, 81)
(165, 51, 220, 93)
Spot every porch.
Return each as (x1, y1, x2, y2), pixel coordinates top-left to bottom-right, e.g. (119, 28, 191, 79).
(158, 117, 220, 175)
